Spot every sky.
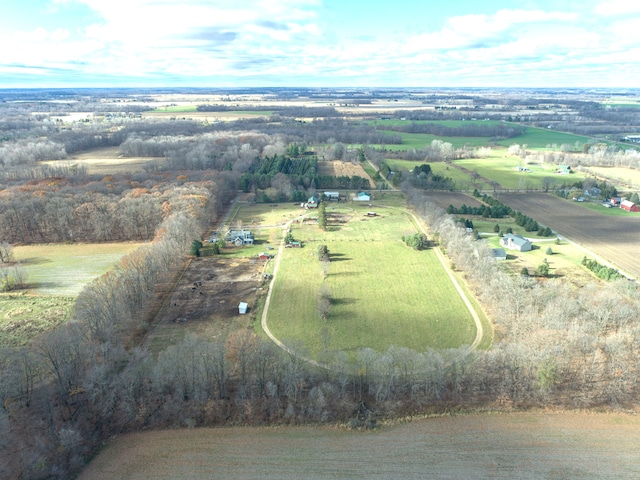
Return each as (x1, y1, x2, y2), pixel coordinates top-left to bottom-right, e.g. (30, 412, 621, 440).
(1, 0, 639, 88)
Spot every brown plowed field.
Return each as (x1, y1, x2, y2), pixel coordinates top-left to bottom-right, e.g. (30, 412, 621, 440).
(422, 191, 485, 210)
(79, 412, 640, 479)
(498, 193, 640, 279)
(317, 160, 375, 188)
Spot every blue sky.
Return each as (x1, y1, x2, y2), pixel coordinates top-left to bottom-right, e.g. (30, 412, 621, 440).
(1, 0, 639, 88)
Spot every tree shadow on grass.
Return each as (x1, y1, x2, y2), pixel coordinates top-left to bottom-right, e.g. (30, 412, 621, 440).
(331, 297, 357, 305)
(329, 253, 351, 262)
(17, 257, 52, 265)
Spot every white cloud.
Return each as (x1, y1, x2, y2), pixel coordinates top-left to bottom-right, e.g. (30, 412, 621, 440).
(594, 1, 640, 16)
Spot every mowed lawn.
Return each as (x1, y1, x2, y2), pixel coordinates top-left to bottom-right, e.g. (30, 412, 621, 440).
(266, 205, 477, 358)
(14, 242, 146, 295)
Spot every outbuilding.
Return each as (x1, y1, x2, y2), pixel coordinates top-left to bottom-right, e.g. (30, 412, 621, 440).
(620, 200, 640, 212)
(238, 302, 248, 314)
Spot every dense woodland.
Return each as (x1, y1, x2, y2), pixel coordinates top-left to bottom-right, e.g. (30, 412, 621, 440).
(1, 89, 640, 478)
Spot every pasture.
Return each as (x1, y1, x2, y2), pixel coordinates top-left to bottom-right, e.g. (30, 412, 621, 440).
(14, 242, 146, 296)
(453, 155, 588, 190)
(265, 203, 484, 359)
(43, 146, 165, 174)
(0, 294, 74, 348)
(79, 412, 640, 480)
(371, 120, 594, 150)
(1, 242, 144, 346)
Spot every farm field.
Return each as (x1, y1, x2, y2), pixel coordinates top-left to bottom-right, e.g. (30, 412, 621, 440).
(497, 193, 640, 279)
(42, 146, 165, 174)
(79, 412, 640, 480)
(494, 126, 592, 149)
(0, 294, 75, 348)
(14, 242, 146, 296)
(453, 155, 588, 190)
(371, 120, 594, 150)
(265, 203, 484, 359)
(317, 160, 375, 187)
(585, 166, 640, 190)
(419, 191, 484, 211)
(1, 242, 144, 347)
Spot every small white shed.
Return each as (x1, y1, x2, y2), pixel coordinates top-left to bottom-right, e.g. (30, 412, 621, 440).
(238, 302, 248, 314)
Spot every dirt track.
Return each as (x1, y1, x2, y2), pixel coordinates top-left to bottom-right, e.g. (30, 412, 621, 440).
(79, 412, 640, 479)
(498, 193, 640, 279)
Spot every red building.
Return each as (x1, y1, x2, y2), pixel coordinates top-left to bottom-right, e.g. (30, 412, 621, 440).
(620, 200, 640, 212)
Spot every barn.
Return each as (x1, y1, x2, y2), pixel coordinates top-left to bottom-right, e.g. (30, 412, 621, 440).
(620, 200, 640, 212)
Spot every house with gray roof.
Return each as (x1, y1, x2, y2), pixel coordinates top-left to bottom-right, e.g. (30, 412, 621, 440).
(500, 233, 532, 252)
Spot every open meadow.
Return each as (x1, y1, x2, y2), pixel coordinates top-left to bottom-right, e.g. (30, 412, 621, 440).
(1, 242, 145, 347)
(265, 201, 486, 359)
(453, 155, 588, 190)
(79, 412, 640, 480)
(371, 120, 594, 150)
(42, 146, 165, 175)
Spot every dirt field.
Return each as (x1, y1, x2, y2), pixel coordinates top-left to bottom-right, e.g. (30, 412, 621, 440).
(498, 193, 640, 279)
(317, 160, 376, 188)
(145, 256, 264, 352)
(421, 191, 484, 210)
(79, 412, 640, 479)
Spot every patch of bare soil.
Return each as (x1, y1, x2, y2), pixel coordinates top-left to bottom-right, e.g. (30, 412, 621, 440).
(318, 160, 375, 188)
(421, 191, 484, 210)
(499, 193, 640, 279)
(79, 412, 640, 479)
(146, 256, 264, 347)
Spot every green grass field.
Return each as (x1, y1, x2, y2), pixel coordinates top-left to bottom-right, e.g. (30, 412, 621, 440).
(265, 204, 483, 359)
(453, 155, 588, 190)
(369, 120, 594, 151)
(151, 105, 199, 113)
(494, 127, 592, 149)
(0, 293, 75, 348)
(1, 242, 144, 347)
(14, 242, 146, 296)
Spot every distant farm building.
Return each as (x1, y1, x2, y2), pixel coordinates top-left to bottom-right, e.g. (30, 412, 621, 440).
(238, 302, 248, 315)
(323, 191, 340, 201)
(500, 233, 532, 252)
(258, 252, 273, 260)
(366, 211, 377, 217)
(356, 191, 371, 201)
(623, 135, 640, 143)
(584, 186, 602, 197)
(556, 165, 572, 174)
(491, 248, 507, 260)
(285, 241, 302, 248)
(306, 195, 319, 208)
(611, 196, 622, 206)
(620, 200, 640, 212)
(225, 229, 254, 246)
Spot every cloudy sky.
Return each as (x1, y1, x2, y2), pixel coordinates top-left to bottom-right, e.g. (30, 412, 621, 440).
(1, 0, 639, 88)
